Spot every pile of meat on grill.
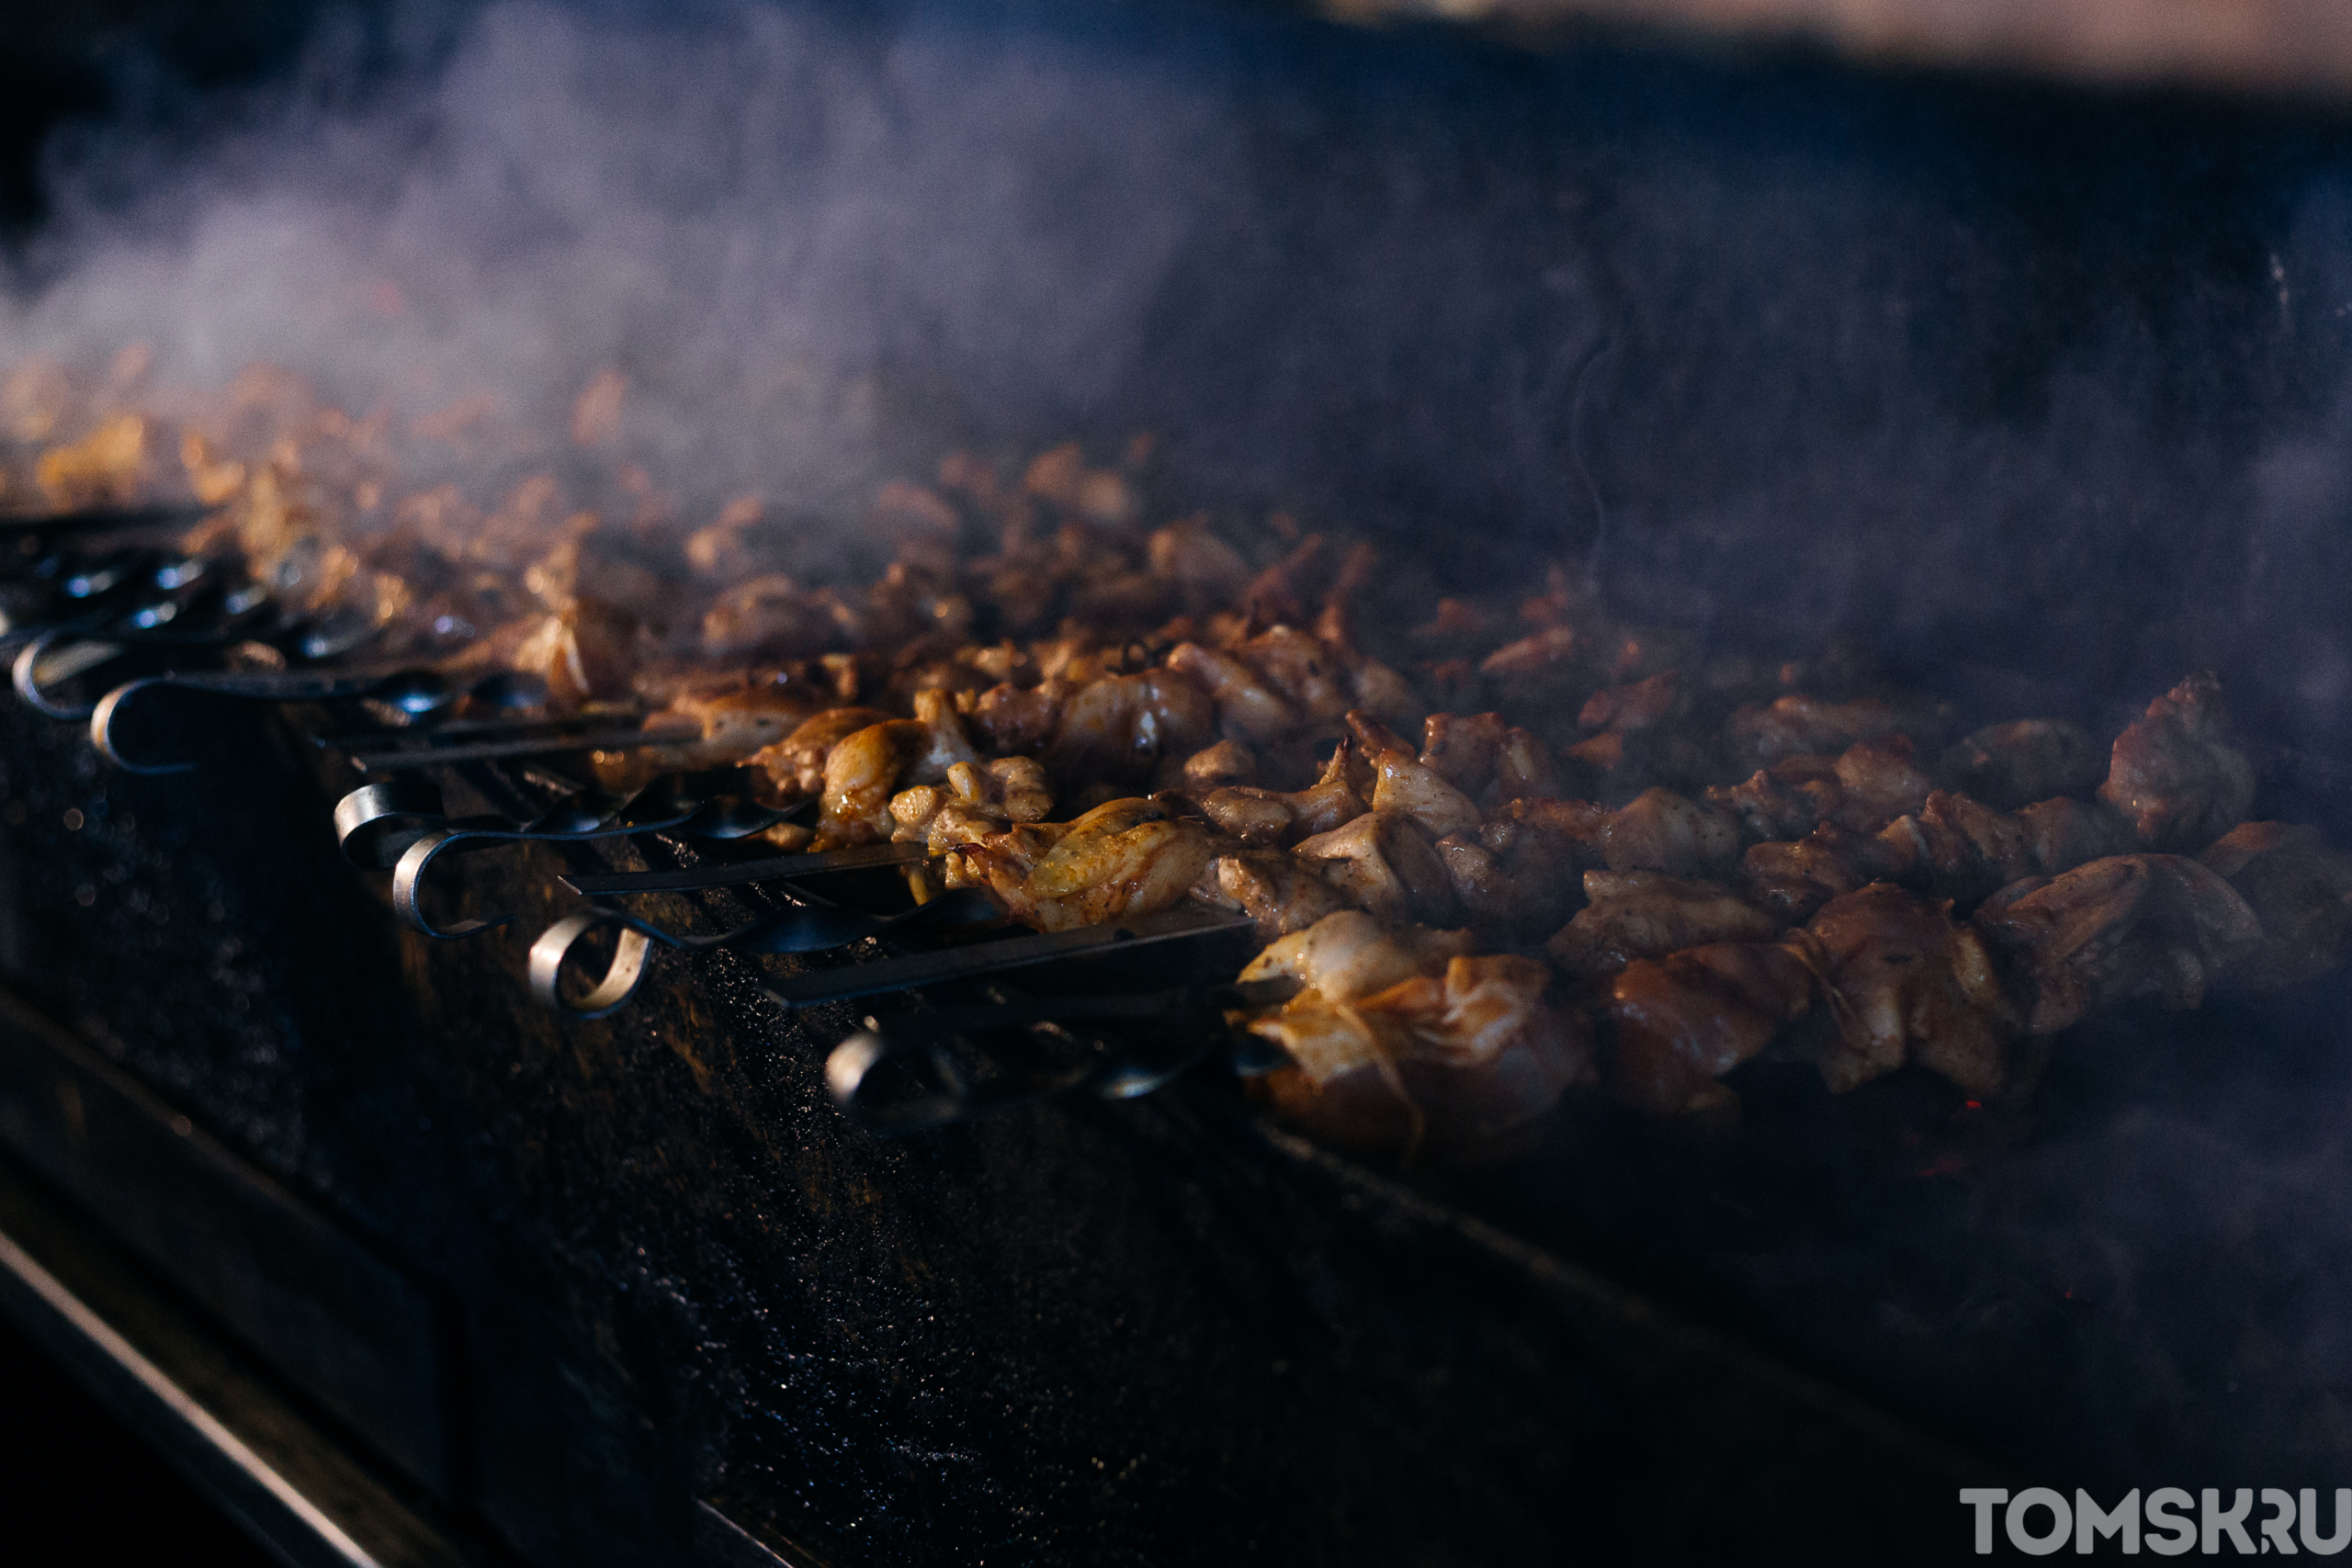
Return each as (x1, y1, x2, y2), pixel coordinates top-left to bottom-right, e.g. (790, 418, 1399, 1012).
(17, 365, 2352, 1164)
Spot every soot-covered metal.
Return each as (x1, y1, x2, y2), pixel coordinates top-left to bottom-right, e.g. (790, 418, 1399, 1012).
(8, 4, 2352, 1566)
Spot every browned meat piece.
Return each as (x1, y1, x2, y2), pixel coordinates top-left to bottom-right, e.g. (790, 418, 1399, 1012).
(1237, 624, 1352, 724)
(2098, 673, 2256, 849)
(1246, 919, 1593, 1160)
(944, 796, 1214, 931)
(2199, 822, 2352, 990)
(1411, 715, 1561, 808)
(812, 692, 978, 848)
(1466, 797, 1611, 931)
(1042, 669, 1216, 787)
(1165, 640, 1298, 744)
(888, 756, 1056, 850)
(1741, 824, 1894, 925)
(1826, 735, 1937, 830)
(1146, 516, 1253, 613)
(1546, 870, 1781, 978)
(1197, 850, 1355, 938)
(1972, 854, 2262, 1032)
(1344, 708, 1418, 759)
(1704, 755, 1843, 843)
(1749, 789, 2134, 923)
(1478, 623, 1580, 679)
(1596, 787, 1743, 877)
(1727, 694, 1910, 766)
(750, 705, 894, 799)
(1293, 809, 1455, 924)
(1368, 749, 1483, 840)
(1430, 833, 1522, 930)
(1942, 718, 2104, 808)
(510, 596, 642, 707)
(2015, 795, 2137, 874)
(967, 677, 1072, 754)
(1239, 911, 1475, 999)
(699, 574, 849, 660)
(590, 682, 817, 792)
(1487, 726, 1560, 806)
(1178, 739, 1257, 789)
(1199, 739, 1367, 846)
(1578, 670, 1682, 734)
(1790, 884, 2017, 1096)
(1605, 942, 1817, 1115)
(1871, 789, 2039, 908)
(1419, 711, 1509, 795)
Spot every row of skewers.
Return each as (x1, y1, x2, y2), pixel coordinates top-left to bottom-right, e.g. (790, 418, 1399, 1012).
(7, 442, 2351, 1168)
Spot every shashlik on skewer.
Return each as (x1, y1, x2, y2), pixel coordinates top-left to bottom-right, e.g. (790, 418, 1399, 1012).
(15, 366, 2351, 1168)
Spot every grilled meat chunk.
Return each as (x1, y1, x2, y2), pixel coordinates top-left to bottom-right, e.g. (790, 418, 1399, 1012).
(944, 795, 1214, 931)
(2098, 673, 2256, 850)
(1728, 694, 1912, 766)
(1789, 884, 2017, 1096)
(888, 755, 1056, 850)
(1605, 942, 1817, 1116)
(751, 706, 894, 799)
(1942, 718, 2104, 809)
(1245, 916, 1593, 1159)
(1547, 870, 1782, 979)
(1043, 668, 1216, 787)
(1973, 854, 2262, 1032)
(2198, 822, 2352, 991)
(1197, 850, 1356, 939)
(812, 691, 978, 847)
(1199, 739, 1367, 847)
(1293, 809, 1456, 925)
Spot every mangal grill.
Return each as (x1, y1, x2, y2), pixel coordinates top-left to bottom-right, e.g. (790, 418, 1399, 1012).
(6, 4, 2352, 1566)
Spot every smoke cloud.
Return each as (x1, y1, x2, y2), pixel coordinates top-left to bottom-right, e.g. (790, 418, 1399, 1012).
(8, 0, 2346, 744)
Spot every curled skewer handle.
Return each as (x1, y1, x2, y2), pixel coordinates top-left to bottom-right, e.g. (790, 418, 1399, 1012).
(823, 979, 1297, 1134)
(529, 912, 656, 1019)
(91, 667, 461, 772)
(13, 631, 123, 719)
(335, 779, 451, 869)
(90, 678, 197, 774)
(825, 1022, 1086, 1134)
(391, 829, 521, 940)
(383, 808, 709, 940)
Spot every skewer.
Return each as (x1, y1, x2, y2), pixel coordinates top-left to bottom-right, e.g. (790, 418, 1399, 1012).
(560, 843, 931, 896)
(342, 727, 696, 772)
(763, 907, 1259, 1011)
(0, 502, 216, 533)
(823, 978, 1295, 1133)
(526, 887, 1004, 1019)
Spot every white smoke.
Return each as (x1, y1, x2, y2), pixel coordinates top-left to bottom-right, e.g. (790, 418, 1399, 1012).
(3, 0, 1245, 521)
